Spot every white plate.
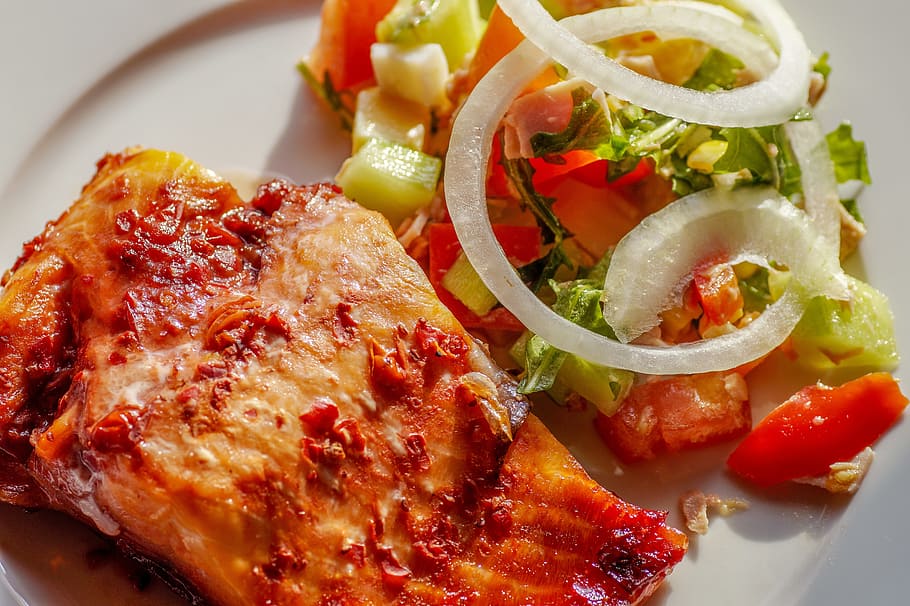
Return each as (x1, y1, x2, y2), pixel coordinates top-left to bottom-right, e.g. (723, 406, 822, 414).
(0, 1, 906, 604)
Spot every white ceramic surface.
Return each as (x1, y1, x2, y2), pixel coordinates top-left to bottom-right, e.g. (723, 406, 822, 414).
(0, 1, 906, 604)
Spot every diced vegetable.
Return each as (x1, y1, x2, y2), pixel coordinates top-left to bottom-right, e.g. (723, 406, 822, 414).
(376, 0, 484, 71)
(428, 223, 540, 329)
(301, 0, 398, 117)
(692, 259, 744, 329)
(727, 372, 908, 487)
(371, 43, 449, 107)
(352, 88, 429, 152)
(466, 4, 559, 92)
(595, 372, 751, 462)
(509, 332, 634, 416)
(441, 252, 499, 316)
(789, 275, 899, 370)
(335, 138, 441, 228)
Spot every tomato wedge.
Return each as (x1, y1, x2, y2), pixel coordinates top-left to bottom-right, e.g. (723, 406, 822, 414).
(727, 372, 908, 487)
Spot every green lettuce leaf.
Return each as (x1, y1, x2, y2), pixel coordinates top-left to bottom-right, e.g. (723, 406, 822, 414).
(826, 122, 871, 184)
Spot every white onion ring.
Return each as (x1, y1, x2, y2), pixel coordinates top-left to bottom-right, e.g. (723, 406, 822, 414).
(446, 6, 839, 374)
(497, 0, 810, 126)
(785, 119, 842, 251)
(602, 186, 848, 343)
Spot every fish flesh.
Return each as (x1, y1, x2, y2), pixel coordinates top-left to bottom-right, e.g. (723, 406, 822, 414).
(0, 149, 686, 605)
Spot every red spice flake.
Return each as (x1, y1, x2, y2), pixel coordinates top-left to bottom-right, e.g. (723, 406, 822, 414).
(89, 407, 141, 454)
(377, 549, 411, 590)
(108, 351, 128, 366)
(221, 207, 269, 244)
(176, 385, 201, 403)
(300, 398, 340, 435)
(205, 301, 290, 353)
(341, 543, 366, 568)
(486, 499, 514, 539)
(261, 545, 307, 581)
(203, 222, 243, 247)
(404, 433, 430, 472)
(114, 209, 140, 234)
(333, 418, 366, 455)
(196, 360, 228, 379)
(412, 318, 469, 362)
(252, 179, 294, 215)
(332, 302, 359, 345)
(302, 436, 324, 464)
(368, 338, 409, 394)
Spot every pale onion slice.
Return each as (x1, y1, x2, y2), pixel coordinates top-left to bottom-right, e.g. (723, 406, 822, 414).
(602, 185, 849, 343)
(785, 119, 842, 251)
(497, 0, 809, 126)
(446, 6, 841, 375)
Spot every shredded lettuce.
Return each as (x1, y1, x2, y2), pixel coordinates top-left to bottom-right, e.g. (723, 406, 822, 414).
(519, 257, 616, 393)
(826, 122, 871, 184)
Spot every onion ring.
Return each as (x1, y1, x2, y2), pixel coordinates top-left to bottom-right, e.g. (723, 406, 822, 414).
(497, 0, 810, 126)
(445, 6, 842, 374)
(785, 119, 842, 251)
(602, 185, 848, 343)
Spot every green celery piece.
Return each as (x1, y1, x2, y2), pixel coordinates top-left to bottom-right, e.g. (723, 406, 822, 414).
(335, 138, 441, 228)
(557, 355, 633, 417)
(826, 122, 872, 184)
(376, 0, 483, 71)
(790, 275, 899, 371)
(441, 252, 498, 316)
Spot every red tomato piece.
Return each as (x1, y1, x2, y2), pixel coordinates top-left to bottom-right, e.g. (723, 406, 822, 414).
(595, 372, 751, 462)
(427, 223, 541, 330)
(305, 0, 397, 93)
(530, 150, 604, 189)
(727, 372, 908, 487)
(692, 260, 743, 327)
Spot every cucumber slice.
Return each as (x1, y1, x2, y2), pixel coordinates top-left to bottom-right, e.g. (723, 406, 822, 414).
(352, 87, 429, 152)
(791, 275, 899, 370)
(441, 252, 498, 316)
(335, 138, 441, 228)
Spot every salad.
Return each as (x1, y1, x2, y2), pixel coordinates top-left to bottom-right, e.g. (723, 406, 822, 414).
(300, 0, 906, 494)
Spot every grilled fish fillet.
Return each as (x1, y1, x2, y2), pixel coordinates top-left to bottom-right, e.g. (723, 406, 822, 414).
(0, 149, 686, 605)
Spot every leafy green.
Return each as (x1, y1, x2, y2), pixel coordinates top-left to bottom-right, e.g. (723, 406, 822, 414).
(519, 260, 616, 394)
(500, 151, 573, 290)
(813, 52, 832, 81)
(683, 48, 745, 91)
(714, 128, 774, 181)
(519, 334, 568, 394)
(531, 88, 613, 156)
(826, 122, 872, 184)
(841, 198, 864, 224)
(739, 266, 774, 313)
